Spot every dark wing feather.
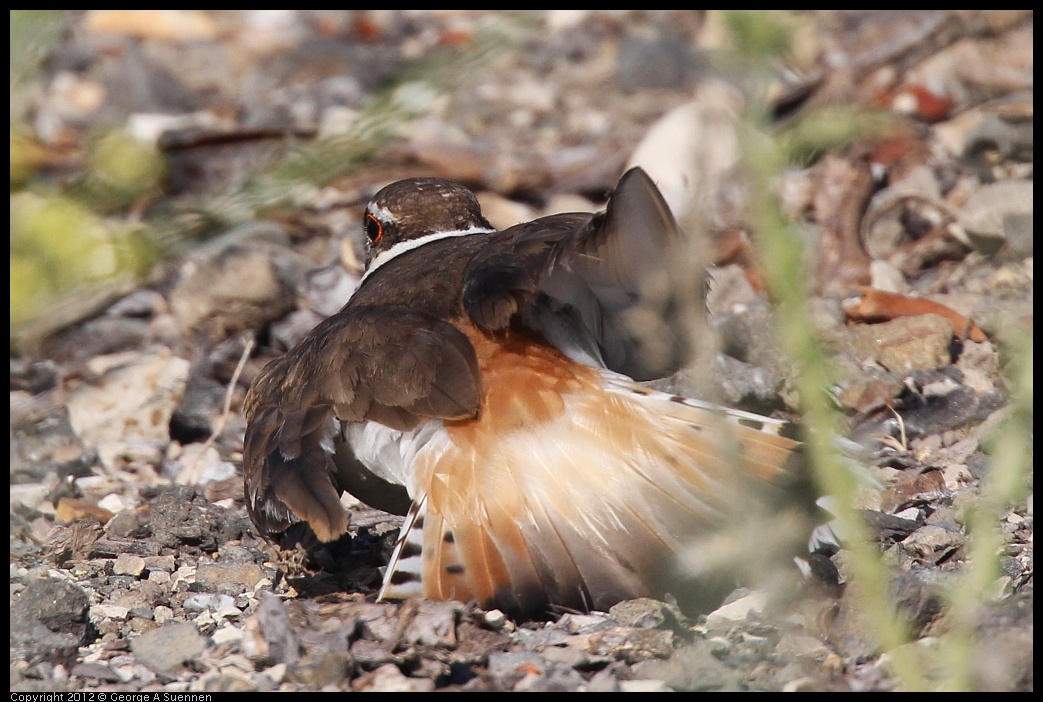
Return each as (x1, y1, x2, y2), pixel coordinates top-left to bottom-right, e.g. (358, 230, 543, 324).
(463, 167, 700, 380)
(462, 214, 591, 331)
(243, 305, 481, 542)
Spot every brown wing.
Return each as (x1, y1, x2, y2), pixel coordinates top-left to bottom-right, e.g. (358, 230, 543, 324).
(463, 167, 701, 381)
(243, 306, 481, 542)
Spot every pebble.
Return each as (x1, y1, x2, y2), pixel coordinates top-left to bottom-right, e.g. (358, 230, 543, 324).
(620, 678, 675, 693)
(92, 604, 131, 621)
(704, 591, 768, 628)
(352, 663, 435, 692)
(130, 622, 207, 674)
(114, 554, 147, 577)
(195, 562, 266, 592)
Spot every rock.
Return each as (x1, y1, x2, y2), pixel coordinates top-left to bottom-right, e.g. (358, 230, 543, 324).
(287, 650, 355, 688)
(902, 524, 963, 565)
(10, 578, 91, 666)
(130, 622, 207, 674)
(65, 349, 190, 445)
(704, 590, 769, 629)
(91, 603, 130, 620)
(10, 400, 90, 483)
(609, 598, 688, 630)
(972, 592, 1033, 691)
(36, 316, 151, 366)
(959, 180, 1034, 258)
(170, 443, 238, 487)
(615, 25, 698, 90)
(169, 245, 297, 339)
(195, 562, 266, 592)
(634, 640, 742, 692)
(300, 262, 362, 318)
(114, 554, 147, 577)
(827, 314, 954, 371)
(488, 651, 547, 686)
(627, 83, 743, 225)
(55, 497, 114, 525)
(183, 593, 237, 613)
(352, 663, 435, 692)
(244, 594, 300, 666)
(70, 662, 122, 682)
(620, 678, 675, 692)
(397, 599, 462, 648)
(882, 470, 947, 513)
(146, 485, 249, 553)
(572, 627, 676, 664)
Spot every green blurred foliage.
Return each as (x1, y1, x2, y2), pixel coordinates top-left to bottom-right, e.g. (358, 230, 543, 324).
(9, 191, 157, 328)
(10, 8, 167, 341)
(10, 126, 47, 186)
(75, 128, 168, 211)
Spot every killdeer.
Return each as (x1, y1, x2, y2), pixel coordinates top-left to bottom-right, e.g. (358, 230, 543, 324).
(243, 168, 815, 618)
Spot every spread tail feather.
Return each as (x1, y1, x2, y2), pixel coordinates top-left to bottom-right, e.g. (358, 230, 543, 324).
(377, 370, 813, 618)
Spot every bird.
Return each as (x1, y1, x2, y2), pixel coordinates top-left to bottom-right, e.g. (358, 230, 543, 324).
(242, 167, 818, 619)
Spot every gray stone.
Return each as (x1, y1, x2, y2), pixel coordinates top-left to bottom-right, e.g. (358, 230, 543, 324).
(130, 622, 206, 674)
(634, 641, 742, 692)
(10, 578, 91, 666)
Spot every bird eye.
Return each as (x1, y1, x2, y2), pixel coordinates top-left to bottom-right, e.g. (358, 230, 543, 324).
(364, 214, 383, 245)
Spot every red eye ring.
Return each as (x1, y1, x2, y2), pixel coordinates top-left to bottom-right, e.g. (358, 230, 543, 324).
(364, 213, 384, 245)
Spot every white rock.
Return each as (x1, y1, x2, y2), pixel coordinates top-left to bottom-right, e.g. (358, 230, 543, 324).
(704, 591, 768, 628)
(66, 350, 190, 445)
(91, 604, 130, 621)
(98, 493, 133, 514)
(620, 679, 674, 693)
(211, 625, 245, 645)
(153, 606, 175, 624)
(628, 81, 743, 226)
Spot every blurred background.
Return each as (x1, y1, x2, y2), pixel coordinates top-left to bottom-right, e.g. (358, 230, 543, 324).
(9, 10, 1033, 692)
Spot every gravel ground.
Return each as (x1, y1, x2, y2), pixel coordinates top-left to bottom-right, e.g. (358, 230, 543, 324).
(10, 11, 1033, 692)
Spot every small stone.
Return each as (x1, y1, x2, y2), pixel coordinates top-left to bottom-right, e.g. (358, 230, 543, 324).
(113, 554, 147, 577)
(398, 599, 461, 648)
(538, 644, 590, 669)
(620, 679, 675, 693)
(609, 598, 687, 630)
(286, 650, 355, 688)
(959, 180, 1033, 256)
(70, 662, 122, 683)
(557, 611, 614, 635)
(352, 663, 435, 692)
(185, 593, 238, 613)
(831, 314, 954, 371)
(704, 591, 769, 629)
(482, 608, 508, 630)
(144, 555, 177, 572)
(580, 627, 676, 664)
(633, 640, 742, 692)
(153, 605, 174, 625)
(10, 579, 90, 666)
(488, 651, 546, 680)
(195, 562, 265, 592)
(211, 625, 245, 646)
(169, 245, 297, 339)
(91, 604, 131, 621)
(131, 622, 207, 674)
(65, 349, 190, 446)
(902, 524, 963, 562)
